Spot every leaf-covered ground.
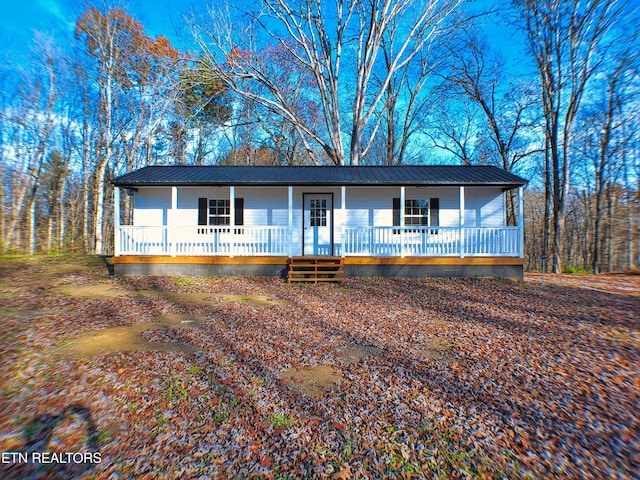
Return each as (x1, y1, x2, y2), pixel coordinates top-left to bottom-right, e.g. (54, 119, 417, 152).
(0, 257, 638, 479)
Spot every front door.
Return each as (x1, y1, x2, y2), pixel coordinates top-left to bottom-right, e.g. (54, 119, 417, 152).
(303, 194, 333, 255)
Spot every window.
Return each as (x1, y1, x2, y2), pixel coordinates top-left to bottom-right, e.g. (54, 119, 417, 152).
(197, 197, 244, 233)
(404, 199, 429, 226)
(393, 197, 439, 230)
(309, 198, 327, 227)
(208, 199, 230, 226)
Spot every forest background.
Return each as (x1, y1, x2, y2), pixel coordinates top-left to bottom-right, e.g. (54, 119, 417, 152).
(1, 0, 638, 274)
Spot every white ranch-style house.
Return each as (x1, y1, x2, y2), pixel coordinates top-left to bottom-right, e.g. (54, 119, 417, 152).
(112, 165, 527, 279)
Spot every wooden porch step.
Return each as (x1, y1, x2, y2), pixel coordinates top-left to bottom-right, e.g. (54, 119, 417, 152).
(287, 256, 344, 283)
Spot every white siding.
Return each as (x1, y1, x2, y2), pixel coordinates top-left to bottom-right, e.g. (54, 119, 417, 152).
(344, 187, 394, 227)
(464, 187, 504, 227)
(236, 187, 289, 226)
(133, 188, 171, 226)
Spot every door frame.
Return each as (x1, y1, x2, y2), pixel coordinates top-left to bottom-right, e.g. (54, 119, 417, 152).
(302, 192, 334, 256)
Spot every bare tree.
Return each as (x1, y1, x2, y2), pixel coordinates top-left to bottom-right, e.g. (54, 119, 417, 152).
(65, 56, 98, 253)
(0, 70, 9, 252)
(622, 122, 640, 270)
(373, 26, 449, 165)
(76, 5, 187, 254)
(513, 0, 625, 273)
(75, 6, 125, 254)
(192, 0, 462, 165)
(437, 29, 543, 223)
(20, 39, 58, 255)
(427, 101, 482, 164)
(523, 188, 546, 271)
(121, 36, 187, 171)
(443, 31, 542, 170)
(578, 49, 637, 273)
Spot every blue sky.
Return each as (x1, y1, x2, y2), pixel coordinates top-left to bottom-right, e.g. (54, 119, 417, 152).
(0, 0, 541, 93)
(2, 0, 637, 71)
(0, 0, 198, 66)
(1, 0, 70, 61)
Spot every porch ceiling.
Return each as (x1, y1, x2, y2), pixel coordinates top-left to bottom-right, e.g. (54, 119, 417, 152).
(112, 165, 527, 189)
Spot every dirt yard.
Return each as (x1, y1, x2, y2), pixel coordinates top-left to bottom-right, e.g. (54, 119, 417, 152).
(0, 256, 638, 478)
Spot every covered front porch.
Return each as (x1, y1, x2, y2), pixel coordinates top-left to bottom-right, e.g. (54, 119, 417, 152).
(111, 165, 527, 278)
(113, 184, 524, 259)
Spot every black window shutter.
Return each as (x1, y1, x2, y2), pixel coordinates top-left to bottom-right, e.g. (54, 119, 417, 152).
(392, 197, 400, 226)
(198, 198, 208, 225)
(234, 198, 244, 225)
(430, 198, 439, 227)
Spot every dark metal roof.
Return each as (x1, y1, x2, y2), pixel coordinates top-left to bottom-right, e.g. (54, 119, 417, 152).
(112, 165, 527, 189)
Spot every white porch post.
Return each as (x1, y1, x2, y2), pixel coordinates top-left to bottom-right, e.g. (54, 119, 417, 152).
(170, 186, 177, 256)
(114, 187, 120, 256)
(459, 186, 465, 258)
(341, 186, 346, 258)
(288, 186, 293, 258)
(229, 186, 235, 257)
(518, 186, 524, 258)
(400, 186, 405, 258)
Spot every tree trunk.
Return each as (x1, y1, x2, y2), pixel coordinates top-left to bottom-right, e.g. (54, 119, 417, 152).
(628, 183, 634, 270)
(606, 186, 615, 272)
(0, 165, 4, 253)
(94, 62, 114, 255)
(349, 120, 364, 166)
(93, 161, 108, 255)
(543, 141, 552, 273)
(59, 185, 65, 252)
(593, 186, 604, 274)
(47, 204, 53, 252)
(28, 194, 37, 255)
(551, 144, 565, 274)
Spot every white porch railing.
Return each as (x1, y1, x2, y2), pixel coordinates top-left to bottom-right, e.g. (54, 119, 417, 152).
(116, 225, 521, 257)
(342, 226, 521, 257)
(117, 226, 290, 256)
(462, 227, 521, 256)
